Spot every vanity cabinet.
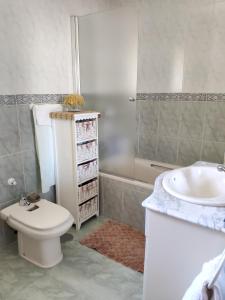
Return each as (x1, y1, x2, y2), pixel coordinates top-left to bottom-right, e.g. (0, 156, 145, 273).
(50, 111, 100, 230)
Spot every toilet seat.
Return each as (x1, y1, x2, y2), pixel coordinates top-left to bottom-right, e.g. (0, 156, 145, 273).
(9, 199, 71, 231)
(0, 199, 74, 268)
(1, 199, 74, 240)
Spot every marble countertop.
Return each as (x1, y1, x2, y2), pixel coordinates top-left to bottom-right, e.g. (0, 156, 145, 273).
(142, 161, 225, 233)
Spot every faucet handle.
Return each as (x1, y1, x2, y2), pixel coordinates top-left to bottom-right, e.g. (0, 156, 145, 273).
(19, 195, 30, 206)
(217, 164, 225, 172)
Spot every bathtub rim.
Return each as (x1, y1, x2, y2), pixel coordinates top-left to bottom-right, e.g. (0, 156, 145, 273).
(99, 171, 153, 190)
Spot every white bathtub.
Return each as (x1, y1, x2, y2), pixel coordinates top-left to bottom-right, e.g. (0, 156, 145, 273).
(133, 158, 177, 185)
(100, 158, 176, 231)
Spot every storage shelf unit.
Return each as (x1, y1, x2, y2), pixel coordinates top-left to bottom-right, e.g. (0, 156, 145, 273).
(50, 111, 100, 230)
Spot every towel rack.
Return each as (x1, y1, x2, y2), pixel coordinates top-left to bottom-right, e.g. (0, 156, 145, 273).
(207, 249, 225, 289)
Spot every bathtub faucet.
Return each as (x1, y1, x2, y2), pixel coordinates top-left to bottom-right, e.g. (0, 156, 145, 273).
(217, 164, 225, 172)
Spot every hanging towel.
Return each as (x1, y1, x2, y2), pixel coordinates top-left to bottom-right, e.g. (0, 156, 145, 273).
(32, 104, 62, 193)
(182, 253, 225, 300)
(34, 105, 56, 126)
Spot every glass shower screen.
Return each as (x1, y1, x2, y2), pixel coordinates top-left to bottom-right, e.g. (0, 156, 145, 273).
(77, 8, 138, 178)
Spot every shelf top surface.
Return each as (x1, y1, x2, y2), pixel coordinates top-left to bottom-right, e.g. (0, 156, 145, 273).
(50, 111, 100, 121)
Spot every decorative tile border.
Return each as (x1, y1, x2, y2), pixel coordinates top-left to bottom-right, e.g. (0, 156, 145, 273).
(136, 93, 225, 102)
(206, 94, 225, 101)
(0, 95, 16, 105)
(0, 94, 63, 105)
(1, 93, 225, 105)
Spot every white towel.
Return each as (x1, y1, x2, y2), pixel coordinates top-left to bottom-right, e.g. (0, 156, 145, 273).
(183, 253, 225, 300)
(32, 104, 62, 193)
(33, 104, 62, 126)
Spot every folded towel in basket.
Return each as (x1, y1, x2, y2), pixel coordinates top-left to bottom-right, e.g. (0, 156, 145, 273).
(183, 254, 225, 300)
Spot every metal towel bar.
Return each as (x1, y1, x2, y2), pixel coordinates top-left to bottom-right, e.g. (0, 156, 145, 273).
(150, 163, 173, 171)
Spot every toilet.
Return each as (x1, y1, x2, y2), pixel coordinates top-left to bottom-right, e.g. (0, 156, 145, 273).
(0, 199, 74, 268)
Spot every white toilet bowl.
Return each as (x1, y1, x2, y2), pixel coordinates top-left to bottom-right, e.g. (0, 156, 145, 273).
(0, 199, 74, 268)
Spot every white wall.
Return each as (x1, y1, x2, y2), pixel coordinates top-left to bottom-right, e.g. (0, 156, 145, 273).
(137, 0, 225, 93)
(1, 0, 225, 94)
(0, 0, 119, 94)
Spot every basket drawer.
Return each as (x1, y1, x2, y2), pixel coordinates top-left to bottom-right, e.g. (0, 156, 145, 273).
(78, 179, 98, 204)
(76, 119, 97, 142)
(77, 140, 97, 163)
(77, 160, 98, 183)
(79, 197, 98, 222)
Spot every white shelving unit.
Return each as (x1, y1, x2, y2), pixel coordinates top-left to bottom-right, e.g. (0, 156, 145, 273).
(51, 111, 100, 230)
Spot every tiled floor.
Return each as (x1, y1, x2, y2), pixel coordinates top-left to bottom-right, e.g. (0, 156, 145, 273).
(0, 217, 143, 300)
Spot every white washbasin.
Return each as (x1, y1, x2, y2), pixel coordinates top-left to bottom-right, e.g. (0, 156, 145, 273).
(162, 166, 225, 206)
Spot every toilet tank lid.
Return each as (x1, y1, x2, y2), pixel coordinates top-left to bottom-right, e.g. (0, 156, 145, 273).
(1, 199, 72, 231)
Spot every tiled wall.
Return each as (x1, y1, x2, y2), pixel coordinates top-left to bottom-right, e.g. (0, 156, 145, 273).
(100, 174, 152, 232)
(136, 93, 225, 166)
(0, 0, 122, 95)
(0, 94, 62, 245)
(137, 0, 225, 93)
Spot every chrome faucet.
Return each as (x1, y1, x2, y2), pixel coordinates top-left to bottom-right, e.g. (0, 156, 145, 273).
(217, 164, 225, 172)
(19, 195, 30, 207)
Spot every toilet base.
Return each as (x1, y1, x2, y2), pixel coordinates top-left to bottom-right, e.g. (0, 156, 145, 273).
(18, 232, 63, 268)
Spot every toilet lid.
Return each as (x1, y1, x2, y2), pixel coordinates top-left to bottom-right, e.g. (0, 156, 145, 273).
(9, 199, 72, 231)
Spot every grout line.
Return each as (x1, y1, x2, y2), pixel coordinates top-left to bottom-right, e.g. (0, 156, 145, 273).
(15, 103, 26, 194)
(176, 101, 183, 164)
(155, 99, 160, 158)
(199, 100, 208, 161)
(0, 149, 31, 159)
(0, 197, 19, 209)
(136, 103, 140, 155)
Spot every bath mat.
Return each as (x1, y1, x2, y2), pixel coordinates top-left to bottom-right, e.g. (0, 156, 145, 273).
(80, 219, 145, 273)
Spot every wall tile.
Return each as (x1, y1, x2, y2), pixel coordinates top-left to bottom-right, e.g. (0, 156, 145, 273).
(204, 101, 225, 142)
(122, 186, 150, 232)
(16, 94, 43, 104)
(0, 105, 20, 156)
(136, 94, 225, 165)
(156, 136, 178, 164)
(101, 176, 124, 221)
(100, 175, 152, 232)
(139, 100, 158, 135)
(177, 138, 202, 166)
(201, 141, 225, 163)
(0, 154, 25, 205)
(138, 133, 157, 160)
(22, 150, 41, 194)
(158, 100, 181, 138)
(180, 101, 205, 139)
(207, 1, 225, 92)
(99, 175, 104, 216)
(17, 104, 35, 151)
(0, 95, 16, 105)
(137, 0, 186, 93)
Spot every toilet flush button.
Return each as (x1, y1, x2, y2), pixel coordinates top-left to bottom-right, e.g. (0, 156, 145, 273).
(8, 178, 17, 186)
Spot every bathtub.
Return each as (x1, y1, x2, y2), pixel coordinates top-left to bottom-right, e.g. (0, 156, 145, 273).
(100, 158, 176, 232)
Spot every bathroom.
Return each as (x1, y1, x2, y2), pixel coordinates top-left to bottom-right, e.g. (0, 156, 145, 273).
(1, 0, 225, 299)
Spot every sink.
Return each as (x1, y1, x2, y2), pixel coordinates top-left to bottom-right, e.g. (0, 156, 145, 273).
(162, 166, 225, 206)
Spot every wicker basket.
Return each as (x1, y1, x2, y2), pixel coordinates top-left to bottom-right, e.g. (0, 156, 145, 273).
(76, 119, 97, 142)
(77, 160, 98, 183)
(79, 197, 98, 221)
(78, 179, 98, 204)
(77, 140, 97, 163)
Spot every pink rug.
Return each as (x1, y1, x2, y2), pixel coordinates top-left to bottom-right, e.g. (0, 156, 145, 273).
(80, 219, 145, 273)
